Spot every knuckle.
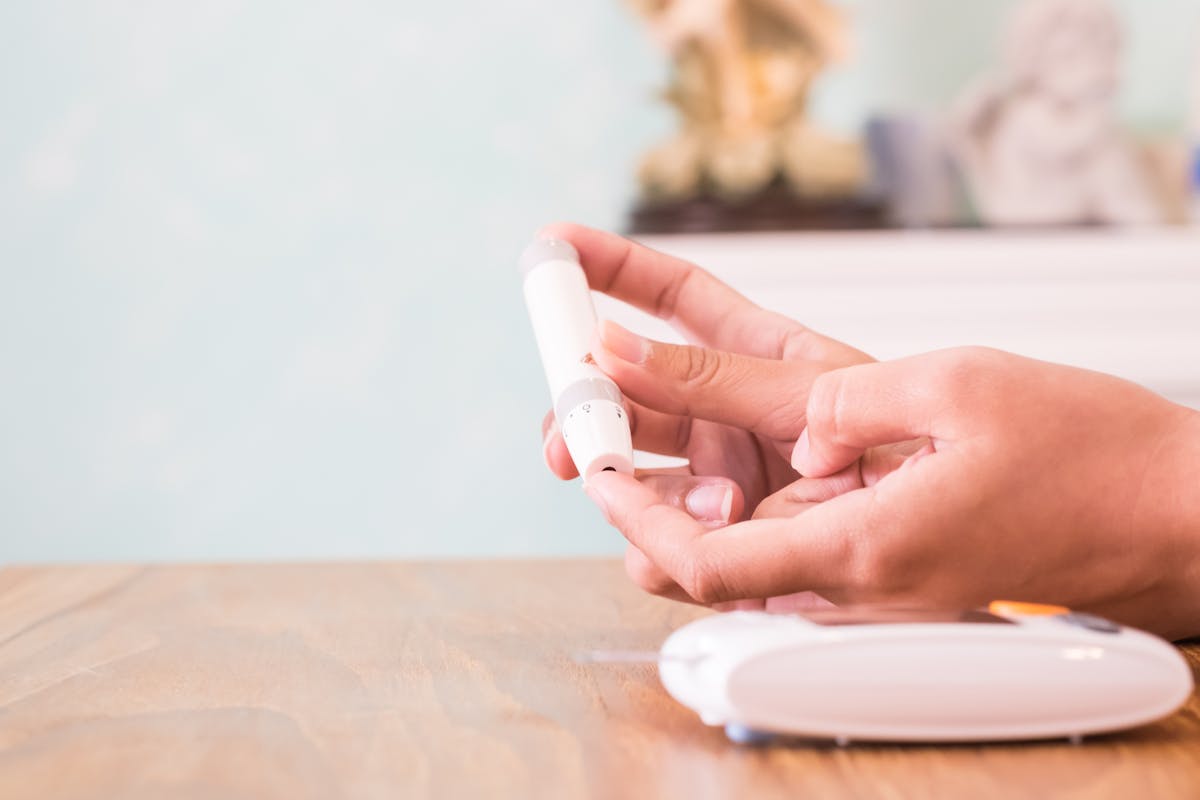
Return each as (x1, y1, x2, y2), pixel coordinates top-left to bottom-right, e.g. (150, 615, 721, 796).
(749, 498, 777, 521)
(671, 414, 694, 458)
(806, 371, 845, 441)
(751, 483, 808, 520)
(853, 547, 899, 595)
(623, 400, 638, 437)
(837, 495, 898, 595)
(847, 534, 922, 599)
(778, 324, 817, 360)
(654, 263, 700, 321)
(679, 548, 733, 605)
(680, 345, 724, 389)
(932, 346, 1000, 395)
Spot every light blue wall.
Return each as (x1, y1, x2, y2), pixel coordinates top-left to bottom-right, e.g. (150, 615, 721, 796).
(2, 1, 1196, 561)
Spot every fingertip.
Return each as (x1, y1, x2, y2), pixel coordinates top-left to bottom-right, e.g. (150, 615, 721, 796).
(544, 433, 579, 480)
(586, 467, 638, 491)
(790, 428, 812, 473)
(791, 426, 850, 478)
(596, 319, 650, 365)
(535, 221, 585, 242)
(583, 468, 640, 521)
(583, 468, 645, 511)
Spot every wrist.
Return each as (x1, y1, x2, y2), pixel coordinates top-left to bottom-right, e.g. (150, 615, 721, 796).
(1143, 405, 1200, 640)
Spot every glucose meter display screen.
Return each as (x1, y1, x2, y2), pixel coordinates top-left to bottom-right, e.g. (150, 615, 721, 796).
(799, 608, 1014, 626)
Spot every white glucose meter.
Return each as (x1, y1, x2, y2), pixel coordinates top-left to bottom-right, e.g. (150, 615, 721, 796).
(657, 602, 1194, 744)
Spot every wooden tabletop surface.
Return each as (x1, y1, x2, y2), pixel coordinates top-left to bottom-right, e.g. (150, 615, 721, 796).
(1, 560, 1198, 799)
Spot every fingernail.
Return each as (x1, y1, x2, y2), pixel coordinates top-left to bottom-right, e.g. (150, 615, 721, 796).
(583, 481, 612, 522)
(686, 484, 733, 522)
(598, 320, 649, 365)
(790, 428, 811, 473)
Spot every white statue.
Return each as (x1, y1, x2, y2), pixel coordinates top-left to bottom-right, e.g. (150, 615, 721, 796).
(949, 0, 1162, 226)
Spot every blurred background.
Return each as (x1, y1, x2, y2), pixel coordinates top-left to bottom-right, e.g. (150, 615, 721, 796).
(2, 0, 1198, 562)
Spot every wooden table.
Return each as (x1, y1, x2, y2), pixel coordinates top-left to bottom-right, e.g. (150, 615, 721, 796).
(1, 561, 1198, 799)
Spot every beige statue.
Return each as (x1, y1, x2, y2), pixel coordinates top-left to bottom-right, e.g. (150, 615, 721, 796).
(949, 0, 1161, 226)
(627, 0, 866, 199)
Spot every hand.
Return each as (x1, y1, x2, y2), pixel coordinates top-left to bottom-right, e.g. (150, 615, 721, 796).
(534, 223, 871, 603)
(583, 347, 1200, 640)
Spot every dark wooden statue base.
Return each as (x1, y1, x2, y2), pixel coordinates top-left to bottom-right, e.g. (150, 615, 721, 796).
(628, 181, 887, 235)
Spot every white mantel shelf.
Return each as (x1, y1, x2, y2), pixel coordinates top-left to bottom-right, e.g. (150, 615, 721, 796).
(595, 229, 1200, 410)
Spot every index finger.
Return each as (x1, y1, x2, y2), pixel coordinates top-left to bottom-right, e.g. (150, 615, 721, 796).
(538, 222, 805, 359)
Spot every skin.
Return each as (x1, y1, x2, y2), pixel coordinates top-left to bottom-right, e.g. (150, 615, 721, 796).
(537, 223, 1200, 641)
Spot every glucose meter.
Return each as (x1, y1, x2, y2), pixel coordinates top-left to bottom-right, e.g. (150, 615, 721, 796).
(657, 603, 1193, 744)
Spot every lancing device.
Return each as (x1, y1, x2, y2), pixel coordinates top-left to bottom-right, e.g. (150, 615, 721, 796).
(521, 238, 634, 481)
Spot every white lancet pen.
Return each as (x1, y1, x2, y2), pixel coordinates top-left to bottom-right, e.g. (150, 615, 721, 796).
(521, 238, 634, 481)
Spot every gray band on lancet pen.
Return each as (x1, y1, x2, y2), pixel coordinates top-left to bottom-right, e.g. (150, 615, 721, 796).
(519, 238, 580, 275)
(555, 378, 623, 421)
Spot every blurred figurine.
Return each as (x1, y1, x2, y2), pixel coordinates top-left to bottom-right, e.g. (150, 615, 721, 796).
(949, 0, 1161, 226)
(627, 0, 866, 200)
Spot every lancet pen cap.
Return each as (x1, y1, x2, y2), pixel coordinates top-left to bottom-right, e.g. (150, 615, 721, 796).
(519, 238, 580, 277)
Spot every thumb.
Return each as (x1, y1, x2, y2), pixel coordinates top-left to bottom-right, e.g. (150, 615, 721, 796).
(793, 351, 976, 477)
(592, 320, 814, 440)
(636, 473, 745, 524)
